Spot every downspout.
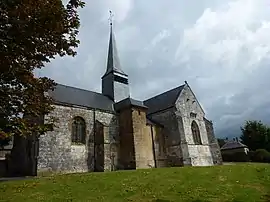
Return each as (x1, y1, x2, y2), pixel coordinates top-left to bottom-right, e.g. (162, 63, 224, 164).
(150, 125, 157, 168)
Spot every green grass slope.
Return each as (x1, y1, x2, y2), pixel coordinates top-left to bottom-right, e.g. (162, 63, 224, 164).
(0, 163, 270, 202)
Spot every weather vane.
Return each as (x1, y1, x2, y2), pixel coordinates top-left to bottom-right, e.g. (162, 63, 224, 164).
(109, 10, 114, 26)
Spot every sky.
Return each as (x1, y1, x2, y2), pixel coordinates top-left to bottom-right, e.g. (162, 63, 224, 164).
(38, 0, 270, 138)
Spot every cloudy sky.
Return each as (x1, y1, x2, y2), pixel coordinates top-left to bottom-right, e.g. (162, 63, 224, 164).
(39, 0, 270, 138)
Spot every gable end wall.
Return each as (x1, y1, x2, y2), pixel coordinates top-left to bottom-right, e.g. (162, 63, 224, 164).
(175, 85, 213, 166)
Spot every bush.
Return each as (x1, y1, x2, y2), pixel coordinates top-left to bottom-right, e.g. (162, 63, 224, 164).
(248, 151, 255, 162)
(250, 149, 270, 163)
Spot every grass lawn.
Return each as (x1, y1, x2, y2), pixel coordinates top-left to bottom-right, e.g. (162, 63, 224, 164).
(0, 163, 270, 202)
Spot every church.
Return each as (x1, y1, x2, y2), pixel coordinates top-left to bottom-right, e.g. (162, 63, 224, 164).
(37, 22, 222, 173)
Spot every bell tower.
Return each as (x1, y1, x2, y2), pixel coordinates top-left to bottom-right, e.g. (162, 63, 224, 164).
(101, 11, 130, 102)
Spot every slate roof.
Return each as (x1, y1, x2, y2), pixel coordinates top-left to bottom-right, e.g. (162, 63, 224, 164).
(221, 141, 248, 150)
(102, 24, 127, 77)
(114, 97, 148, 112)
(146, 117, 164, 127)
(143, 85, 185, 114)
(48, 84, 114, 112)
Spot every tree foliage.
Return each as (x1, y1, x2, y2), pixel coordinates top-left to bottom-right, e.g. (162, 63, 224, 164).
(217, 138, 226, 148)
(0, 0, 85, 140)
(249, 149, 270, 163)
(240, 120, 270, 152)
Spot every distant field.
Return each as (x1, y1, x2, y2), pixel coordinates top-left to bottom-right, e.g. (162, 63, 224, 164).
(0, 163, 270, 202)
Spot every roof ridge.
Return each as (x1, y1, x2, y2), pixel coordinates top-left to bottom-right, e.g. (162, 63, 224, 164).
(144, 84, 185, 102)
(221, 140, 248, 150)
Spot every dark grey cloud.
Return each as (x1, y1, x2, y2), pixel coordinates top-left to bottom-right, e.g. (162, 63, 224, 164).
(38, 0, 270, 138)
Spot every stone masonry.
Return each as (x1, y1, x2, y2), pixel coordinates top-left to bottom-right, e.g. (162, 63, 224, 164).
(117, 104, 155, 169)
(37, 83, 221, 174)
(131, 107, 155, 169)
(118, 107, 136, 169)
(204, 118, 223, 165)
(175, 84, 213, 166)
(148, 109, 184, 167)
(38, 104, 118, 173)
(146, 83, 215, 167)
(146, 124, 167, 168)
(35, 21, 222, 175)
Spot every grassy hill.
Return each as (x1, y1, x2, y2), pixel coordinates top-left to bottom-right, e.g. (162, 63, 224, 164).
(0, 163, 270, 202)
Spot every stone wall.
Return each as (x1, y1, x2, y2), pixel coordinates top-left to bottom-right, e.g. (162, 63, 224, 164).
(175, 85, 213, 166)
(118, 107, 136, 169)
(37, 84, 220, 172)
(187, 145, 213, 166)
(38, 104, 118, 174)
(95, 111, 119, 171)
(148, 109, 183, 167)
(147, 124, 167, 167)
(132, 108, 155, 169)
(204, 119, 223, 165)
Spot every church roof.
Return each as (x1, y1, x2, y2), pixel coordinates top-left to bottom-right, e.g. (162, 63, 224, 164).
(221, 141, 248, 150)
(48, 84, 114, 112)
(143, 85, 185, 114)
(114, 97, 148, 112)
(146, 117, 164, 127)
(102, 24, 127, 78)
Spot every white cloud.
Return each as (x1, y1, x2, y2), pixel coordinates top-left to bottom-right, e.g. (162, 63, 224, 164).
(40, 0, 270, 138)
(175, 0, 270, 89)
(177, 0, 270, 71)
(173, 0, 270, 136)
(150, 29, 171, 47)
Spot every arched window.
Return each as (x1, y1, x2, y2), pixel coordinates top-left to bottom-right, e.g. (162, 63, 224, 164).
(72, 116, 86, 144)
(191, 121, 202, 145)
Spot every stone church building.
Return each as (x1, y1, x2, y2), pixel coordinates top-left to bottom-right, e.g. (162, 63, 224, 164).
(37, 23, 222, 173)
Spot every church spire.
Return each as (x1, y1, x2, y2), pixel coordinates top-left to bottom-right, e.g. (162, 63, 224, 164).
(103, 11, 127, 77)
(101, 11, 130, 102)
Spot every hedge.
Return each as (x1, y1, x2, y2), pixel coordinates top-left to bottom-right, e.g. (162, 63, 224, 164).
(222, 149, 270, 163)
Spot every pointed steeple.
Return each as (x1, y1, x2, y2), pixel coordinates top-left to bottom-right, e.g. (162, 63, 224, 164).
(103, 13, 127, 77)
(101, 11, 130, 102)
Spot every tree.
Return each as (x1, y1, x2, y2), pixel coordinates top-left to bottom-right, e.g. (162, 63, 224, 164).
(240, 120, 270, 152)
(0, 137, 11, 149)
(217, 138, 226, 148)
(0, 0, 85, 176)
